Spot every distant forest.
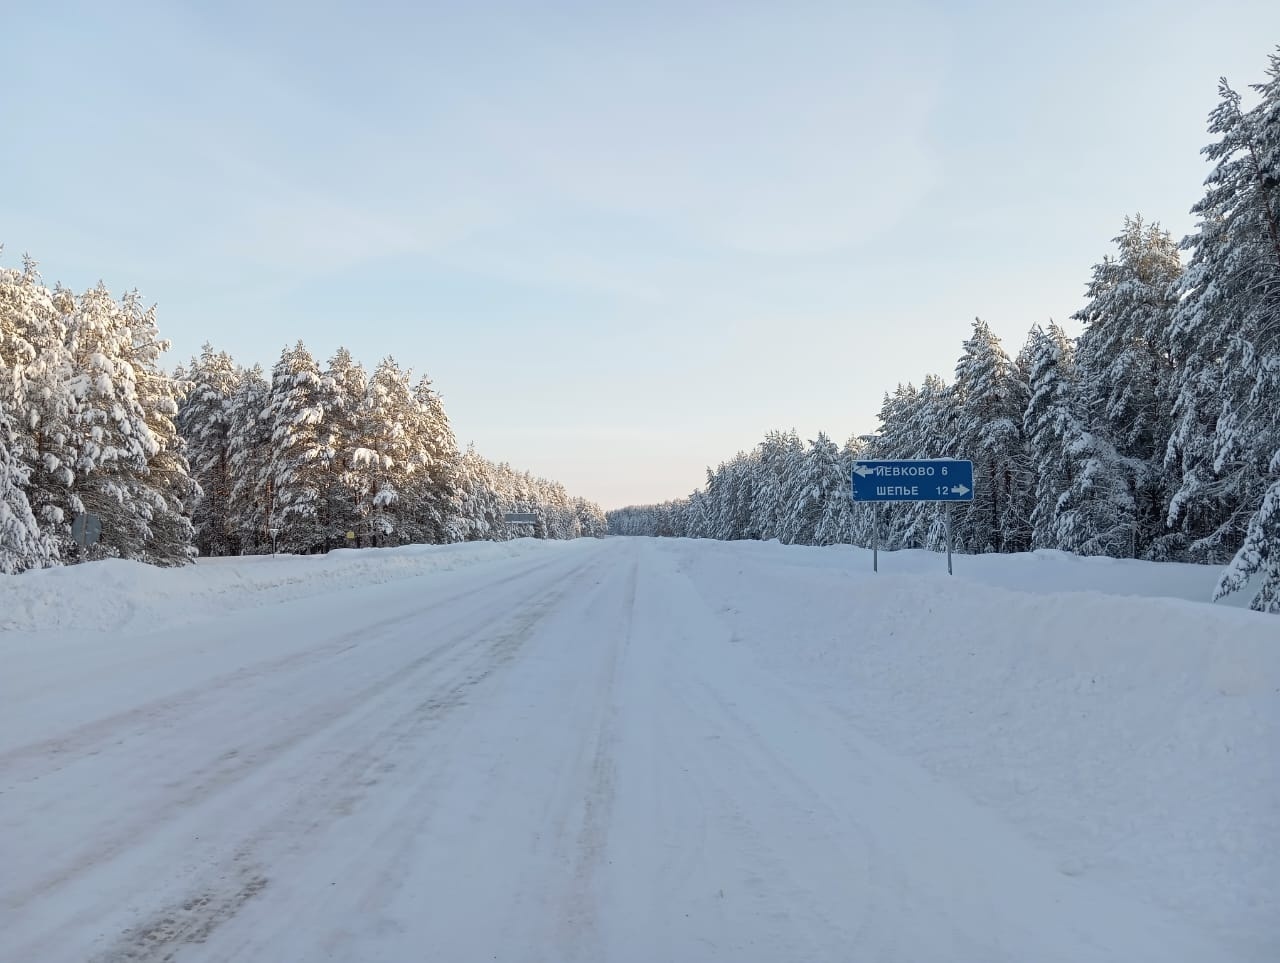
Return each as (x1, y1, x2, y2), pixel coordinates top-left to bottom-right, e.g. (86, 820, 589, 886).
(0, 291, 606, 573)
(609, 51, 1280, 614)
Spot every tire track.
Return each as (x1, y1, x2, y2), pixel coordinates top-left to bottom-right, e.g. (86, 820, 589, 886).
(4, 552, 603, 961)
(0, 555, 572, 773)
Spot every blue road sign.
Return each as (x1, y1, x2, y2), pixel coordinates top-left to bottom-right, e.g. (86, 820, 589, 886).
(852, 459, 974, 502)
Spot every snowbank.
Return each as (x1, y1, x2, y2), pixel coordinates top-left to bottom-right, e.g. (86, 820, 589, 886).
(0, 539, 579, 634)
(667, 538, 1280, 959)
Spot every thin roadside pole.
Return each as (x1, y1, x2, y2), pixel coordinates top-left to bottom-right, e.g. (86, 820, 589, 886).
(946, 505, 953, 576)
(873, 503, 880, 574)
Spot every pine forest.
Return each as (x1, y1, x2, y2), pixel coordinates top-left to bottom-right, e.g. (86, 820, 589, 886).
(608, 54, 1280, 613)
(3, 52, 1278, 612)
(0, 280, 607, 572)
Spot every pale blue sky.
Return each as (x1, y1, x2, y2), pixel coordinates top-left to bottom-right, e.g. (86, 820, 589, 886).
(5, 1, 1278, 508)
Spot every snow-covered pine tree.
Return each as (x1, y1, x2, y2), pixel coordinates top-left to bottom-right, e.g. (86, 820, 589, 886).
(724, 453, 758, 540)
(177, 344, 240, 556)
(753, 430, 803, 542)
(1072, 216, 1181, 556)
(677, 490, 702, 538)
(1053, 429, 1139, 558)
(896, 375, 958, 550)
(404, 375, 463, 544)
(0, 395, 57, 572)
(115, 290, 196, 566)
(541, 481, 577, 540)
(61, 283, 194, 563)
(456, 445, 502, 541)
(950, 320, 1028, 554)
(574, 497, 607, 538)
(1183, 51, 1280, 610)
(1022, 323, 1080, 550)
(701, 463, 728, 540)
(265, 342, 328, 553)
(320, 347, 368, 548)
(0, 256, 77, 556)
(785, 432, 847, 546)
(61, 282, 149, 557)
(862, 384, 917, 549)
(226, 365, 273, 552)
(1168, 61, 1279, 564)
(352, 357, 417, 546)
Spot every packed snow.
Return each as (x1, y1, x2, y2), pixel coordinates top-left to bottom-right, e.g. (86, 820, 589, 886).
(1, 537, 1276, 962)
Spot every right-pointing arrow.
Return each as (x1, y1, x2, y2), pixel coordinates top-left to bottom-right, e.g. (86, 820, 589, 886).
(951, 484, 971, 496)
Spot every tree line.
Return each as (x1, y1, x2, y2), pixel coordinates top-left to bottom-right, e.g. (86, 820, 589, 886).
(609, 52, 1280, 613)
(0, 271, 606, 573)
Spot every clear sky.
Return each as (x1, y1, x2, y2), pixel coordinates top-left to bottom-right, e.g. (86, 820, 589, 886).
(5, 1, 1278, 509)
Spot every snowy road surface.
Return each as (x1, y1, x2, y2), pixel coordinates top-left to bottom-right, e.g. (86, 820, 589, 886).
(2, 538, 1275, 962)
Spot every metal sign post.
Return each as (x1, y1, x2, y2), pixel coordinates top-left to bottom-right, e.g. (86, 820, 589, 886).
(70, 513, 102, 562)
(873, 503, 879, 573)
(946, 505, 953, 576)
(851, 459, 974, 574)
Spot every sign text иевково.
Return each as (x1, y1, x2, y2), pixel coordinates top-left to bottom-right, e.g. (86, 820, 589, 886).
(851, 460, 975, 503)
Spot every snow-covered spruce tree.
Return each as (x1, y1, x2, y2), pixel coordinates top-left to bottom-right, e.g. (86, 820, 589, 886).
(319, 347, 368, 548)
(60, 284, 195, 564)
(1021, 323, 1080, 550)
(574, 497, 608, 538)
(899, 375, 960, 550)
(727, 452, 760, 540)
(177, 344, 240, 556)
(404, 375, 463, 544)
(0, 395, 57, 572)
(950, 320, 1029, 554)
(349, 356, 417, 546)
(790, 432, 852, 546)
(862, 384, 918, 549)
(0, 256, 77, 556)
(265, 342, 328, 553)
(700, 464, 727, 539)
(225, 365, 273, 553)
(61, 283, 149, 557)
(1167, 59, 1280, 567)
(1072, 216, 1181, 557)
(115, 290, 197, 566)
(752, 430, 803, 542)
(456, 445, 502, 540)
(683, 488, 711, 539)
(1178, 51, 1280, 611)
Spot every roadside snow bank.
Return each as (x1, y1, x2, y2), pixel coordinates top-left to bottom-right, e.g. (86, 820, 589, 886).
(665, 538, 1280, 960)
(0, 539, 578, 634)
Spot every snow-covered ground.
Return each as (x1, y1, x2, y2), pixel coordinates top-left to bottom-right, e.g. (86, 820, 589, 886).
(1, 538, 1276, 962)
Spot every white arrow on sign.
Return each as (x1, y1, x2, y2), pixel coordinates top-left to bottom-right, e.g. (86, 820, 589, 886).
(950, 484, 971, 496)
(853, 464, 875, 478)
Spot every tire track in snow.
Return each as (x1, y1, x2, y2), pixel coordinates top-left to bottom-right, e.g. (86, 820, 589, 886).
(3, 551, 603, 963)
(554, 550, 639, 961)
(0, 556, 565, 772)
(189, 553, 619, 962)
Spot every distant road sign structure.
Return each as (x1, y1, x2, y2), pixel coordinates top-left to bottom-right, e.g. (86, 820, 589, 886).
(504, 513, 538, 525)
(71, 512, 102, 551)
(851, 459, 974, 575)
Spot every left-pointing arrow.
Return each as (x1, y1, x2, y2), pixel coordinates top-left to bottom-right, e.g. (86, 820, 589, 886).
(853, 464, 875, 478)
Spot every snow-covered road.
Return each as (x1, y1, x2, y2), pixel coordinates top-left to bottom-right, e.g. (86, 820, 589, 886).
(2, 538, 1273, 962)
